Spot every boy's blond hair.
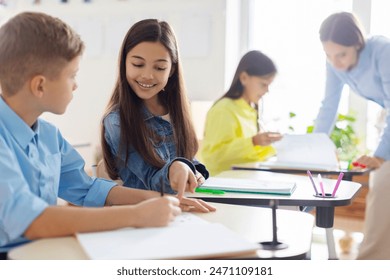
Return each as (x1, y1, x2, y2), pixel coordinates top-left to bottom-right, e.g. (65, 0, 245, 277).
(0, 12, 84, 96)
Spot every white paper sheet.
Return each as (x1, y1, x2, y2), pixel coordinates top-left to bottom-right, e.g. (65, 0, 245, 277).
(76, 213, 259, 259)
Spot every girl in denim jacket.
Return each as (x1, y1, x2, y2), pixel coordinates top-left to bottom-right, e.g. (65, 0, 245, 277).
(101, 19, 212, 209)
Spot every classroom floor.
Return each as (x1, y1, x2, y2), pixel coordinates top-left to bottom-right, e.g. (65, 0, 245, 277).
(310, 216, 364, 260)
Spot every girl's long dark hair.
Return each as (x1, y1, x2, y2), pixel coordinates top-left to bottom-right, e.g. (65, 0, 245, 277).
(101, 19, 198, 179)
(221, 50, 276, 102)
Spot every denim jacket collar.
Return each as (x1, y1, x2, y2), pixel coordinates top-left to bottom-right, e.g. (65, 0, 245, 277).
(141, 105, 155, 121)
(141, 104, 168, 122)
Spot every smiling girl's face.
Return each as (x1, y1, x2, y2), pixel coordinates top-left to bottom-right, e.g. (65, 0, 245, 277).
(126, 41, 173, 109)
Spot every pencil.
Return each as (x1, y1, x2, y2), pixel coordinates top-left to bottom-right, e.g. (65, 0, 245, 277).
(307, 170, 318, 195)
(317, 174, 325, 197)
(160, 177, 164, 197)
(331, 172, 344, 197)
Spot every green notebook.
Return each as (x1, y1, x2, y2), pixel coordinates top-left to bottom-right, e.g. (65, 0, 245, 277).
(199, 177, 297, 196)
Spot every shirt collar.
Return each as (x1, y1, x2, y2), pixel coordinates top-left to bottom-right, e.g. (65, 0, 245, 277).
(0, 97, 38, 149)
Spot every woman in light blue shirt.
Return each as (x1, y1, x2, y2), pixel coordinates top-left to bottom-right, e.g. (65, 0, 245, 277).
(314, 12, 390, 259)
(314, 12, 390, 168)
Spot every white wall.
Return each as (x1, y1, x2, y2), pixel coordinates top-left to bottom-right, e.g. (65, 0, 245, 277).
(1, 0, 231, 168)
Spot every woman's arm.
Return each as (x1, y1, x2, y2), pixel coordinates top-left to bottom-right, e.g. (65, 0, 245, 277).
(314, 63, 345, 134)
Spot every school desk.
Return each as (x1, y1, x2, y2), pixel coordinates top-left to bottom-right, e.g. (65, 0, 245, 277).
(232, 161, 370, 181)
(8, 202, 314, 260)
(189, 170, 362, 259)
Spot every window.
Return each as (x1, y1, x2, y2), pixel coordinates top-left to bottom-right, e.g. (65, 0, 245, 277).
(248, 0, 352, 133)
(365, 1, 390, 152)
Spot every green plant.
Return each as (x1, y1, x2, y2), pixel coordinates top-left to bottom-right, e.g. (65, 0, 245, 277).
(306, 113, 359, 161)
(288, 112, 296, 132)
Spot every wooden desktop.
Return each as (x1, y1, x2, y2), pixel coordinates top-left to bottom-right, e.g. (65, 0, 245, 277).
(232, 161, 370, 182)
(8, 202, 314, 260)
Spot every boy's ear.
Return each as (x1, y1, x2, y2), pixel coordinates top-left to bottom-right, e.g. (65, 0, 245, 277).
(30, 75, 46, 98)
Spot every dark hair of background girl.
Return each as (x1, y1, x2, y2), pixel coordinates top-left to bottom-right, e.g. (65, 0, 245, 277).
(221, 50, 276, 102)
(217, 50, 277, 130)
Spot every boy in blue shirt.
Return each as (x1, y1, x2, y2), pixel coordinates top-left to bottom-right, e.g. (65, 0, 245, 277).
(0, 12, 211, 259)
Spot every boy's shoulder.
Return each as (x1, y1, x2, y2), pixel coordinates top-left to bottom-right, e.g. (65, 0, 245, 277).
(0, 117, 5, 137)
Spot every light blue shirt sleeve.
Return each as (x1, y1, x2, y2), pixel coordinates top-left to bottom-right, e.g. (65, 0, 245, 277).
(0, 136, 49, 248)
(372, 42, 390, 160)
(55, 130, 117, 207)
(0, 98, 117, 249)
(314, 63, 345, 135)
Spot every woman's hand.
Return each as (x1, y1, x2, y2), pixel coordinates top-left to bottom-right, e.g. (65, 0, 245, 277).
(252, 132, 282, 146)
(353, 155, 384, 170)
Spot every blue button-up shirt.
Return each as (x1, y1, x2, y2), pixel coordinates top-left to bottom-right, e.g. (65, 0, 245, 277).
(314, 36, 390, 160)
(103, 107, 206, 194)
(0, 97, 117, 251)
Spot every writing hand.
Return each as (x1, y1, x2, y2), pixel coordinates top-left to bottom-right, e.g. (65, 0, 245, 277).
(133, 196, 181, 227)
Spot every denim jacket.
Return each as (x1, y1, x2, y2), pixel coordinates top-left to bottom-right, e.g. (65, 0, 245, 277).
(103, 107, 208, 194)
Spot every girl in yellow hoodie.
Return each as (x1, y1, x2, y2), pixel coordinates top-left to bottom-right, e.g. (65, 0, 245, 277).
(201, 51, 282, 175)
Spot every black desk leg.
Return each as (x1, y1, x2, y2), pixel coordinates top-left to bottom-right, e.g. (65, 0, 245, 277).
(343, 173, 353, 181)
(259, 199, 288, 250)
(315, 206, 338, 260)
(316, 207, 334, 228)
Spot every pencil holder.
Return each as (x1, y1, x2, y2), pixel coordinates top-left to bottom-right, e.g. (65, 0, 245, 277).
(313, 193, 335, 198)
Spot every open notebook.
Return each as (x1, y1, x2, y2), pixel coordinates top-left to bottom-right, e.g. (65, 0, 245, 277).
(76, 213, 259, 259)
(267, 133, 340, 171)
(199, 177, 297, 195)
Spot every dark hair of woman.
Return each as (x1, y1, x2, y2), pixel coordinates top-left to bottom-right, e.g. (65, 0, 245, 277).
(319, 12, 365, 49)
